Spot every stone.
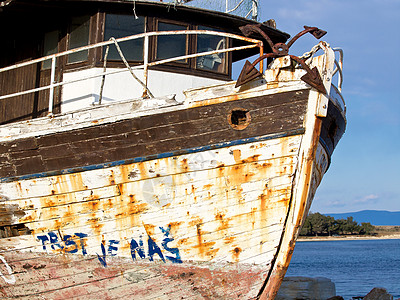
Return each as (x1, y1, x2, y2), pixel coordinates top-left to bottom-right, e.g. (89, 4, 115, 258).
(276, 276, 336, 300)
(363, 288, 393, 300)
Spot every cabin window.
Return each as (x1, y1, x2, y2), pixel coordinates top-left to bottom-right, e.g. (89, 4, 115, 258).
(104, 14, 145, 61)
(196, 26, 227, 73)
(42, 30, 60, 69)
(67, 15, 91, 64)
(156, 21, 188, 63)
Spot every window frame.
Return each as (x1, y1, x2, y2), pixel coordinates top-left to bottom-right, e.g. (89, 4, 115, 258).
(102, 13, 147, 63)
(50, 11, 232, 80)
(194, 25, 231, 77)
(63, 14, 95, 70)
(153, 18, 192, 68)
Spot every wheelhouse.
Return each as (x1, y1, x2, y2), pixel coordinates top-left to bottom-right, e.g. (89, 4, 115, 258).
(0, 0, 289, 124)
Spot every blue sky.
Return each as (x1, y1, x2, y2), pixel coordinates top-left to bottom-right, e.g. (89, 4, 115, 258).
(253, 0, 400, 213)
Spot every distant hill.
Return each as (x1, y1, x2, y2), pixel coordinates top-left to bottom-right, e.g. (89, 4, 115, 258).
(324, 210, 400, 226)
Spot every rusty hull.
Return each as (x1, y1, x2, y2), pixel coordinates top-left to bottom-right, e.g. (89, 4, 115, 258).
(0, 44, 345, 299)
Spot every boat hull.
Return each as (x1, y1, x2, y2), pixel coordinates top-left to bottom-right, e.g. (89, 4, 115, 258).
(0, 71, 344, 298)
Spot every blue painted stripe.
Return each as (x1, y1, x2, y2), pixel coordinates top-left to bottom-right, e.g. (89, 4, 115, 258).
(0, 128, 305, 183)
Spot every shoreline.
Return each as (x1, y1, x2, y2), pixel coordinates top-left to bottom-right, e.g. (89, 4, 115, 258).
(297, 234, 400, 242)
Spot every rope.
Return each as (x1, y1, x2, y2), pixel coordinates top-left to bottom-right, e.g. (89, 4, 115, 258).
(110, 37, 154, 98)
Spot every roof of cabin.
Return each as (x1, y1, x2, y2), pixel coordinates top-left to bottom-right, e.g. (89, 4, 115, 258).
(0, 0, 290, 51)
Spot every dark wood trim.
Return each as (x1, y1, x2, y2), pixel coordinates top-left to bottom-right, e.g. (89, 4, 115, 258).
(89, 11, 102, 67)
(0, 89, 310, 180)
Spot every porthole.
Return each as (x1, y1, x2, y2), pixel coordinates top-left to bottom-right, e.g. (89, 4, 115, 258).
(228, 108, 251, 130)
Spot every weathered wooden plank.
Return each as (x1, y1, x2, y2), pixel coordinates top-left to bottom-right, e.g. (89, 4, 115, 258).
(0, 251, 269, 299)
(5, 175, 290, 230)
(9, 157, 294, 229)
(0, 226, 280, 297)
(1, 134, 301, 201)
(0, 90, 308, 179)
(1, 232, 278, 297)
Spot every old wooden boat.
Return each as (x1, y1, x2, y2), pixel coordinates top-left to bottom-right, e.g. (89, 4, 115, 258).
(0, 0, 346, 298)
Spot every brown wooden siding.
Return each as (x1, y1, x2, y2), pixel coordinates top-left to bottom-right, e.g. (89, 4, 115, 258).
(0, 89, 309, 180)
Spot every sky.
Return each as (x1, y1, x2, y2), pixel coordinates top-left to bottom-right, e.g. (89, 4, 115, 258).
(252, 0, 400, 213)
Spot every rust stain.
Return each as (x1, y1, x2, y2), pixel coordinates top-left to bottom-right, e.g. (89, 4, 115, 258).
(258, 186, 270, 226)
(215, 211, 231, 232)
(143, 223, 156, 237)
(168, 221, 183, 234)
(117, 183, 124, 195)
(189, 217, 218, 258)
(203, 184, 213, 190)
(177, 237, 188, 247)
(45, 198, 56, 207)
(88, 218, 104, 237)
(180, 158, 189, 172)
(20, 211, 36, 223)
(242, 154, 261, 163)
(266, 82, 280, 89)
(188, 217, 203, 227)
(191, 185, 196, 194)
(188, 92, 241, 108)
(231, 246, 242, 262)
(227, 164, 245, 186)
(119, 165, 128, 181)
(194, 223, 218, 259)
(63, 205, 73, 218)
(126, 194, 148, 227)
(137, 162, 148, 178)
(224, 236, 235, 244)
(16, 182, 23, 196)
(53, 219, 62, 230)
(103, 198, 113, 210)
(262, 162, 272, 168)
(119, 237, 130, 253)
(109, 170, 116, 186)
(231, 149, 242, 164)
(86, 198, 100, 211)
(69, 173, 85, 192)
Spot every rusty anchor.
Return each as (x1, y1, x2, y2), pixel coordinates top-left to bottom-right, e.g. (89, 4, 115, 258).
(235, 25, 327, 94)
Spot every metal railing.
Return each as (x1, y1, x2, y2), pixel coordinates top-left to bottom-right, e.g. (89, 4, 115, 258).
(332, 48, 344, 93)
(300, 42, 345, 115)
(0, 30, 263, 114)
(331, 48, 346, 115)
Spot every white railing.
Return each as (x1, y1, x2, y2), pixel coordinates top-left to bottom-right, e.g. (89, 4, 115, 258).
(332, 48, 343, 93)
(331, 48, 346, 115)
(0, 30, 263, 114)
(300, 42, 345, 116)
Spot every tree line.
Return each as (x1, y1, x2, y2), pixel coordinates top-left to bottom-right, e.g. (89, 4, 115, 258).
(299, 212, 375, 236)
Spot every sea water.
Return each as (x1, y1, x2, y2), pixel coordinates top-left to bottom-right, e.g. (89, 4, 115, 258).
(286, 239, 400, 300)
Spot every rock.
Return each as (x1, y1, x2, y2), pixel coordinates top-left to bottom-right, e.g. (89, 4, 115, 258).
(363, 288, 393, 300)
(276, 276, 336, 300)
(327, 297, 344, 300)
